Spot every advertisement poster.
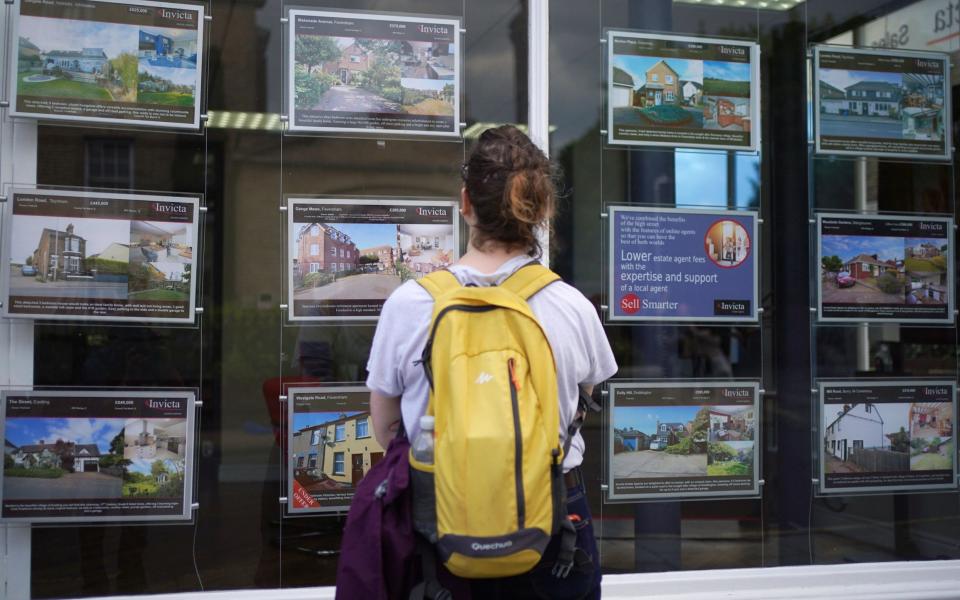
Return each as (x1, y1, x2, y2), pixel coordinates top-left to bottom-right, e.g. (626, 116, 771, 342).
(819, 381, 957, 494)
(607, 31, 760, 151)
(287, 198, 459, 321)
(288, 9, 461, 136)
(2, 188, 199, 323)
(817, 213, 954, 323)
(608, 206, 758, 322)
(11, 0, 205, 129)
(287, 386, 383, 514)
(0, 389, 196, 523)
(608, 381, 760, 501)
(814, 46, 950, 160)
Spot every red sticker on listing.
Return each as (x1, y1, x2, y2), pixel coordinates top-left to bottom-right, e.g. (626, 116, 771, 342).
(620, 294, 641, 315)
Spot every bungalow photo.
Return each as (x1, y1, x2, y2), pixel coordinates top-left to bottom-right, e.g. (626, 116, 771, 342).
(123, 458, 185, 498)
(612, 405, 709, 480)
(611, 55, 751, 133)
(291, 411, 385, 494)
(8, 215, 131, 300)
(909, 402, 953, 472)
(137, 27, 198, 107)
(823, 402, 911, 475)
(294, 34, 455, 116)
(127, 221, 193, 302)
(819, 69, 904, 139)
(904, 238, 949, 306)
(705, 220, 751, 268)
(292, 221, 455, 302)
(16, 17, 143, 105)
(3, 417, 128, 501)
(820, 234, 907, 306)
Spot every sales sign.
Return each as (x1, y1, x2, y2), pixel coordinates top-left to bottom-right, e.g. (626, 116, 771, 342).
(0, 389, 197, 523)
(608, 381, 761, 501)
(819, 380, 957, 495)
(608, 206, 758, 322)
(287, 386, 382, 514)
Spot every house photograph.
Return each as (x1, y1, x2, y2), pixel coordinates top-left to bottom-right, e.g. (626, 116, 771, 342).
(908, 402, 953, 472)
(707, 440, 754, 476)
(16, 16, 143, 104)
(127, 220, 193, 302)
(295, 32, 456, 118)
(818, 68, 904, 138)
(123, 457, 186, 498)
(900, 73, 945, 141)
(3, 417, 126, 500)
(820, 234, 907, 306)
(904, 238, 949, 306)
(8, 214, 132, 301)
(123, 418, 188, 461)
(611, 405, 708, 480)
(707, 405, 755, 442)
(292, 222, 398, 302)
(291, 411, 385, 495)
(823, 402, 911, 475)
(136, 26, 198, 107)
(705, 219, 750, 268)
(610, 54, 705, 130)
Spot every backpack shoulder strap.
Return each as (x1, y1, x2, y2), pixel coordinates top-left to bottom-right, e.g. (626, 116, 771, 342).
(499, 261, 561, 300)
(416, 270, 461, 300)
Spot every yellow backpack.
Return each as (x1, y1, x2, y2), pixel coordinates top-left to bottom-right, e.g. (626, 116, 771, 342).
(409, 262, 574, 582)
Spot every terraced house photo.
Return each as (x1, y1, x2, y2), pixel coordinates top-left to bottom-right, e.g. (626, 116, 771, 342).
(291, 411, 385, 496)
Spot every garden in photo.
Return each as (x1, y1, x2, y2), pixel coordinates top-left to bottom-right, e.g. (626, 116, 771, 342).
(294, 33, 455, 118)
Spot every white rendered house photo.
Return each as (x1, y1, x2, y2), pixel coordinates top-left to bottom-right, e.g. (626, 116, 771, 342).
(823, 402, 908, 461)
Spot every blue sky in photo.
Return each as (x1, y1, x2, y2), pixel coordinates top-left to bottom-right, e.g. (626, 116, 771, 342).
(293, 411, 363, 432)
(908, 238, 947, 252)
(19, 16, 138, 60)
(612, 56, 702, 88)
(821, 235, 903, 263)
(4, 417, 123, 453)
(401, 78, 448, 92)
(128, 458, 182, 476)
(703, 60, 750, 82)
(614, 405, 700, 436)
(819, 68, 902, 92)
(326, 223, 398, 250)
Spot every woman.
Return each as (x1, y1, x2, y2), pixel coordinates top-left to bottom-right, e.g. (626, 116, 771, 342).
(366, 125, 617, 598)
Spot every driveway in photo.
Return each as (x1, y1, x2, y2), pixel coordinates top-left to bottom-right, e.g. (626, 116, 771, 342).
(821, 280, 902, 304)
(820, 114, 901, 138)
(612, 450, 707, 478)
(295, 272, 402, 300)
(4, 472, 123, 500)
(9, 277, 127, 300)
(313, 86, 402, 113)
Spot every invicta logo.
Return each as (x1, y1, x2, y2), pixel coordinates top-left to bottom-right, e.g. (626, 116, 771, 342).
(475, 372, 494, 385)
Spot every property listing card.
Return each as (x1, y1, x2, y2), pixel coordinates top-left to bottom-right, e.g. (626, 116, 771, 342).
(608, 206, 758, 322)
(819, 381, 957, 495)
(0, 390, 196, 523)
(2, 189, 199, 323)
(814, 46, 951, 160)
(11, 0, 205, 129)
(608, 381, 761, 501)
(607, 31, 760, 151)
(287, 386, 382, 514)
(817, 213, 954, 323)
(288, 9, 461, 136)
(287, 197, 459, 321)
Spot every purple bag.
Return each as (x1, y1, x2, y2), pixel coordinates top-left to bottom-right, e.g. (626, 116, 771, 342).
(335, 433, 417, 600)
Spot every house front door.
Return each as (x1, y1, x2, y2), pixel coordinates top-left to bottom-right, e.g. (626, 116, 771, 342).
(351, 454, 364, 485)
(654, 91, 662, 105)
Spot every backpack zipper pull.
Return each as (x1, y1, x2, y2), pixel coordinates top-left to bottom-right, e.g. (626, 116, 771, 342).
(508, 358, 521, 392)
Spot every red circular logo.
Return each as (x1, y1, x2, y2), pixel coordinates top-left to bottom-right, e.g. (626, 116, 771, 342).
(620, 293, 641, 314)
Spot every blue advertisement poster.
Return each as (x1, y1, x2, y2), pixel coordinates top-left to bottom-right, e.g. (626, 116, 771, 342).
(608, 206, 758, 322)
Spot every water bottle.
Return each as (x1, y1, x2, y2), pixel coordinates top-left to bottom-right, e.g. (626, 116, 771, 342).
(411, 415, 435, 464)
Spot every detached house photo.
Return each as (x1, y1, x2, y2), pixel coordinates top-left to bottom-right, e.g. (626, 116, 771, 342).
(820, 233, 908, 306)
(818, 68, 906, 139)
(291, 411, 385, 496)
(611, 406, 708, 481)
(610, 55, 706, 130)
(3, 418, 127, 501)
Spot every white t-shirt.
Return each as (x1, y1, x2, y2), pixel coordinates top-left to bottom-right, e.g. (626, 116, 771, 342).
(365, 255, 618, 471)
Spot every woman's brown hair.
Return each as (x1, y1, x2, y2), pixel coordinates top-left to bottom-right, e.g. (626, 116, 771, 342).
(461, 125, 556, 257)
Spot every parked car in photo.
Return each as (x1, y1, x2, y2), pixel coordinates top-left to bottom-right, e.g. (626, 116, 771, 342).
(20, 265, 36, 276)
(836, 271, 855, 288)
